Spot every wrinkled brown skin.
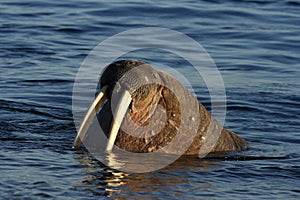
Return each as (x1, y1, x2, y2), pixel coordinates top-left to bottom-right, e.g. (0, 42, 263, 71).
(97, 60, 248, 155)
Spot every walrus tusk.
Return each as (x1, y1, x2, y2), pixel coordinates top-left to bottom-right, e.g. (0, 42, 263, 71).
(106, 90, 132, 152)
(73, 86, 108, 149)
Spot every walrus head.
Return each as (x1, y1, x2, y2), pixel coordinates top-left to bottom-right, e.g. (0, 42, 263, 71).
(99, 60, 164, 118)
(73, 60, 173, 151)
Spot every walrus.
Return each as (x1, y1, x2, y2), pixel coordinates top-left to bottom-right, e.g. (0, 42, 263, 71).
(73, 60, 248, 156)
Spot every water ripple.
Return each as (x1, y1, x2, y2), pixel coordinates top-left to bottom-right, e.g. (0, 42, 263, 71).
(1, 0, 300, 199)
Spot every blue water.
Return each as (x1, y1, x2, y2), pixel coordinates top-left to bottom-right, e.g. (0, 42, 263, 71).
(1, 0, 299, 199)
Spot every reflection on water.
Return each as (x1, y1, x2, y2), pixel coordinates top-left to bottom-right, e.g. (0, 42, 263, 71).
(74, 147, 299, 199)
(75, 151, 218, 198)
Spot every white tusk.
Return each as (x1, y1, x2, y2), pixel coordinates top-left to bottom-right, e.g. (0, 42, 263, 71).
(106, 90, 132, 152)
(73, 86, 108, 149)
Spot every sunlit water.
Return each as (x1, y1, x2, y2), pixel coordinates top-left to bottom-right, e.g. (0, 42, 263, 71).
(1, 0, 299, 199)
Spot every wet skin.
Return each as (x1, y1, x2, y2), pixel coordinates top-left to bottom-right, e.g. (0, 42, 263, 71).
(73, 60, 248, 155)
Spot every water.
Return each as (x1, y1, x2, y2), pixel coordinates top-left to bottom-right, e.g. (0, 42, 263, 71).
(1, 0, 299, 199)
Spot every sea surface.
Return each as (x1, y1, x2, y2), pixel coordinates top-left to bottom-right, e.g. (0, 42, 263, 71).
(1, 0, 299, 199)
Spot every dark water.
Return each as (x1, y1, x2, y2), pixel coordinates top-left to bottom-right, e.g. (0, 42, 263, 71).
(1, 0, 300, 199)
